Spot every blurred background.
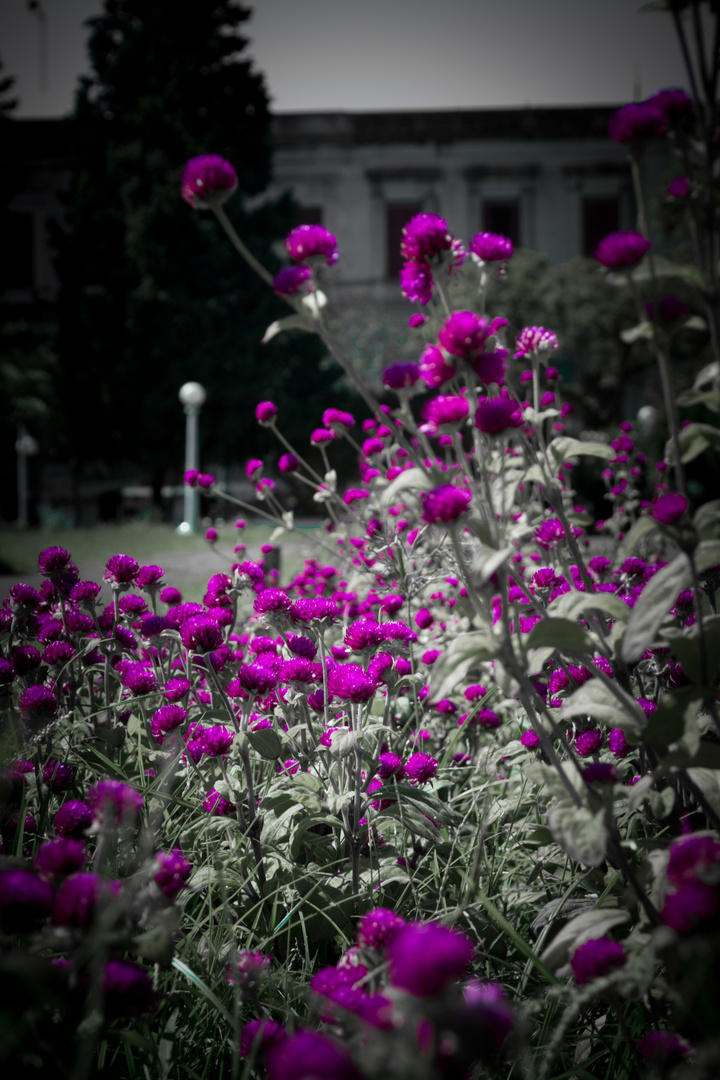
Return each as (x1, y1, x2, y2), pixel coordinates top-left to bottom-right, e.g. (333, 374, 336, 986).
(0, 0, 715, 566)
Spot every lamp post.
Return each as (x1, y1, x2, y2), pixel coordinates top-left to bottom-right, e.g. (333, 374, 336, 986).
(178, 381, 206, 533)
(16, 424, 39, 529)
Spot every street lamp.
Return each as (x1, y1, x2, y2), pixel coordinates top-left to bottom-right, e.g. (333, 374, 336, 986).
(178, 381, 206, 534)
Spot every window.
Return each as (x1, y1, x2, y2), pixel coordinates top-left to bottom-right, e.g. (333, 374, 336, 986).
(483, 201, 520, 247)
(2, 212, 34, 291)
(386, 203, 423, 278)
(294, 205, 323, 226)
(582, 198, 619, 257)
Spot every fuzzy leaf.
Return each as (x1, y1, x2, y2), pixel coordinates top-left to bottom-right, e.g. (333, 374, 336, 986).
(661, 616, 720, 686)
(540, 907, 629, 970)
(381, 467, 434, 503)
(526, 617, 594, 655)
(621, 553, 691, 664)
(560, 680, 644, 735)
(377, 803, 443, 844)
(642, 688, 704, 747)
(549, 589, 631, 624)
(429, 632, 499, 701)
(620, 320, 653, 345)
(261, 313, 311, 344)
(548, 803, 607, 867)
(246, 728, 282, 760)
(546, 437, 613, 473)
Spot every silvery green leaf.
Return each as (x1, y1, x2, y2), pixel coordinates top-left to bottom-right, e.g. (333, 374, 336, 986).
(621, 552, 691, 664)
(261, 313, 312, 344)
(540, 907, 629, 970)
(381, 467, 434, 503)
(429, 632, 499, 700)
(548, 802, 607, 867)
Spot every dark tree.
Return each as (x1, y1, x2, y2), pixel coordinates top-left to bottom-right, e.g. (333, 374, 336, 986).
(55, 1, 336, 505)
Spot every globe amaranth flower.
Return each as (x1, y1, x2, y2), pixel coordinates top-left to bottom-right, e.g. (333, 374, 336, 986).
(327, 663, 377, 703)
(419, 343, 456, 389)
(575, 728, 604, 756)
(135, 563, 165, 590)
(265, 1030, 360, 1080)
(255, 400, 277, 425)
(400, 213, 465, 267)
(42, 640, 75, 667)
(150, 704, 188, 744)
(38, 546, 72, 575)
(469, 231, 514, 262)
(103, 958, 156, 1016)
(88, 779, 142, 823)
(104, 553, 140, 585)
(645, 296, 689, 323)
(226, 950, 271, 990)
(240, 1019, 286, 1060)
(201, 726, 235, 757)
(9, 582, 42, 609)
(35, 837, 86, 878)
(323, 407, 355, 429)
(253, 588, 292, 616)
(404, 752, 438, 785)
(273, 263, 312, 296)
(357, 906, 406, 949)
(668, 175, 689, 198)
(607, 101, 667, 143)
(285, 224, 339, 266)
(649, 492, 688, 525)
(399, 260, 433, 304)
(53, 871, 120, 927)
(344, 619, 384, 652)
(387, 921, 474, 996)
(513, 325, 559, 359)
(54, 799, 93, 838)
(594, 231, 652, 269)
(181, 154, 237, 209)
(160, 586, 182, 606)
(19, 684, 58, 723)
(438, 310, 509, 384)
(11, 645, 41, 675)
(290, 597, 340, 624)
(420, 484, 472, 525)
(382, 360, 420, 390)
(119, 661, 158, 695)
(520, 729, 541, 749)
(475, 390, 524, 435)
(154, 849, 192, 899)
(570, 937, 626, 985)
(462, 980, 516, 1052)
(583, 762, 621, 784)
(0, 868, 54, 933)
(42, 758, 76, 793)
(660, 834, 720, 933)
(638, 1031, 691, 1065)
(422, 394, 469, 434)
(180, 614, 224, 653)
(203, 789, 235, 816)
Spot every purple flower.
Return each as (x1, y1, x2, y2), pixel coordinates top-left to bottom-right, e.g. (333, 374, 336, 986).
(668, 175, 689, 198)
(377, 752, 404, 781)
(256, 400, 277, 425)
(400, 213, 464, 266)
(180, 615, 224, 653)
(476, 707, 500, 728)
(645, 87, 693, 122)
(53, 871, 118, 927)
(638, 1031, 691, 1065)
(382, 361, 420, 390)
(648, 493, 688, 525)
(181, 154, 237, 209)
(103, 959, 155, 1016)
(254, 588, 292, 616)
(594, 231, 652, 269)
(10, 646, 40, 675)
(38, 546, 72, 575)
(387, 921, 474, 996)
(285, 224, 339, 266)
(104, 553, 140, 585)
(151, 704, 188, 743)
(607, 101, 667, 143)
(420, 484, 472, 525)
(19, 684, 58, 722)
(265, 1030, 360, 1080)
(9, 582, 42, 608)
(404, 752, 438, 785)
(645, 296, 690, 322)
(201, 726, 235, 756)
(119, 662, 158, 695)
(583, 762, 621, 784)
(233, 662, 279, 695)
(35, 837, 86, 878)
(154, 849, 192, 899)
(571, 937, 626, 985)
(422, 394, 469, 431)
(42, 759, 76, 792)
(88, 779, 142, 823)
(608, 728, 630, 758)
(462, 980, 515, 1050)
(419, 343, 456, 389)
(520, 730, 541, 749)
(327, 663, 377, 703)
(54, 799, 93, 838)
(409, 312, 426, 328)
(160, 586, 182, 606)
(290, 597, 340, 624)
(136, 564, 165, 590)
(344, 619, 384, 652)
(163, 676, 191, 702)
(475, 391, 524, 435)
(203, 789, 235, 816)
(273, 263, 312, 296)
(438, 310, 509, 372)
(469, 231, 514, 262)
(0, 868, 54, 932)
(227, 950, 271, 988)
(575, 729, 604, 756)
(400, 260, 433, 304)
(278, 452, 299, 473)
(660, 834, 720, 933)
(357, 906, 406, 948)
(513, 325, 559, 359)
(240, 1019, 286, 1059)
(42, 641, 75, 667)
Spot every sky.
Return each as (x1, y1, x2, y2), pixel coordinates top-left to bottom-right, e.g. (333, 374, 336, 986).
(0, 0, 692, 117)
